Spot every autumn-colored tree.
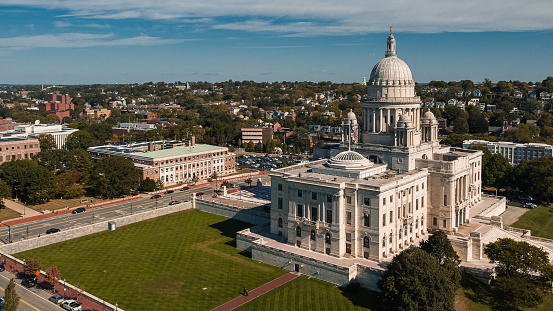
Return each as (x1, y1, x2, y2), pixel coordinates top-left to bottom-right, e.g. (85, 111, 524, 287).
(45, 266, 61, 290)
(23, 257, 42, 278)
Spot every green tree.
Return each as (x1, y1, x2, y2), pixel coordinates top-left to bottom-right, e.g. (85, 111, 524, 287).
(3, 278, 19, 311)
(484, 154, 511, 188)
(138, 177, 156, 192)
(55, 172, 85, 199)
(0, 160, 56, 204)
(0, 178, 12, 208)
(484, 238, 553, 309)
(36, 133, 57, 152)
(65, 130, 94, 151)
(87, 156, 142, 199)
(419, 230, 461, 287)
(378, 247, 456, 311)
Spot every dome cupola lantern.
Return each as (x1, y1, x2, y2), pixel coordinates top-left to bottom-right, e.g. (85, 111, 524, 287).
(386, 26, 397, 57)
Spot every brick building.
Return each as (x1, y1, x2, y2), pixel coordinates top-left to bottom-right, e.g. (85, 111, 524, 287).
(0, 137, 40, 164)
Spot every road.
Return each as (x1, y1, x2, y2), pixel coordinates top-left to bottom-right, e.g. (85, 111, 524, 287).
(0, 174, 271, 244)
(0, 270, 61, 310)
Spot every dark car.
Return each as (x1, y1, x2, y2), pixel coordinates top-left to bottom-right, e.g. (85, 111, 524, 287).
(21, 278, 37, 288)
(169, 201, 180, 205)
(164, 190, 174, 194)
(180, 187, 190, 191)
(151, 194, 162, 199)
(0, 263, 5, 272)
(46, 228, 60, 234)
(72, 207, 85, 214)
(196, 192, 204, 196)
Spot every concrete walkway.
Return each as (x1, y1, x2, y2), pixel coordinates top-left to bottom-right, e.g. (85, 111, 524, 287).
(3, 199, 41, 217)
(210, 273, 298, 311)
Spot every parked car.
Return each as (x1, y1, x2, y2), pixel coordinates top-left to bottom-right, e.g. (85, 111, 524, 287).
(180, 187, 190, 191)
(21, 278, 37, 288)
(49, 295, 65, 304)
(231, 184, 239, 188)
(169, 201, 180, 205)
(0, 263, 5, 272)
(60, 300, 82, 311)
(524, 202, 538, 209)
(72, 207, 85, 214)
(46, 228, 60, 234)
(164, 190, 174, 194)
(196, 192, 204, 196)
(151, 194, 162, 199)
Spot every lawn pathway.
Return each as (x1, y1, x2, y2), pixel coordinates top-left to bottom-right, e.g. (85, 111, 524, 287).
(210, 273, 298, 311)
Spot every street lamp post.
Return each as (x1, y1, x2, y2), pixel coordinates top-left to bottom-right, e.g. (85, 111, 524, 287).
(63, 278, 66, 298)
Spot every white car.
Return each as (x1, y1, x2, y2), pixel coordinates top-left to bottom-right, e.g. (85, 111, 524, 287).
(60, 300, 82, 311)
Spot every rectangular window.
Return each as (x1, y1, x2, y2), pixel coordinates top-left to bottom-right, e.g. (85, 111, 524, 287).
(278, 197, 283, 209)
(297, 204, 303, 217)
(298, 190, 302, 197)
(327, 194, 332, 203)
(346, 233, 352, 242)
(389, 211, 393, 223)
(433, 217, 437, 226)
(390, 195, 393, 203)
(443, 219, 447, 228)
(383, 214, 387, 226)
(312, 192, 317, 200)
(364, 198, 370, 206)
(326, 210, 332, 223)
(383, 198, 386, 205)
(444, 194, 448, 206)
(346, 196, 352, 204)
(346, 211, 352, 225)
(311, 206, 318, 221)
(422, 197, 424, 208)
(278, 183, 282, 191)
(416, 199, 419, 210)
(364, 214, 370, 227)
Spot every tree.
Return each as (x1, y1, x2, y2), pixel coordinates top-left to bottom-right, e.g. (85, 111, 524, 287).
(138, 177, 156, 192)
(3, 278, 19, 311)
(65, 131, 94, 151)
(55, 172, 85, 199)
(483, 154, 511, 188)
(44, 266, 61, 291)
(419, 230, 461, 287)
(484, 238, 553, 309)
(36, 133, 57, 152)
(87, 156, 142, 199)
(378, 247, 456, 311)
(23, 257, 42, 278)
(189, 175, 199, 186)
(0, 160, 56, 204)
(0, 178, 11, 208)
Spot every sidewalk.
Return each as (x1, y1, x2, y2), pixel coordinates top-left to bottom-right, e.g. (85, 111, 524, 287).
(3, 200, 41, 218)
(210, 273, 298, 311)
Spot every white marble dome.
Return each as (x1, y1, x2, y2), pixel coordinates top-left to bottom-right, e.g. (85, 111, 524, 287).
(326, 150, 373, 170)
(369, 57, 413, 86)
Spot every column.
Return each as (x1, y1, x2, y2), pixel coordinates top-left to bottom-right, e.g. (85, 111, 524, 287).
(372, 109, 376, 132)
(386, 109, 391, 132)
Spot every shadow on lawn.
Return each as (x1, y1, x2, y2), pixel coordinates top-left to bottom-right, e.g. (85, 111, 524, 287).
(209, 218, 252, 239)
(339, 285, 382, 310)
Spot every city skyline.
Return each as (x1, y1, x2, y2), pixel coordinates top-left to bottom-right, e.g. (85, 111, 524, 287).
(1, 0, 552, 85)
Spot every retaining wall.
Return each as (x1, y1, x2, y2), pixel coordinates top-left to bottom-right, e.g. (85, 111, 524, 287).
(195, 200, 269, 225)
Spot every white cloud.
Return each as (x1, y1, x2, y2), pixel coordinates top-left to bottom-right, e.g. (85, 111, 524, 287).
(0, 33, 186, 49)
(2, 0, 553, 34)
(55, 21, 72, 27)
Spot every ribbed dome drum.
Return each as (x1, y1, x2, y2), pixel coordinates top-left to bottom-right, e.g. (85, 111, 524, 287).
(326, 150, 374, 170)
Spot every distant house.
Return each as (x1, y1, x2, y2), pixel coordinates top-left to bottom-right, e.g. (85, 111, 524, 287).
(135, 111, 157, 120)
(473, 89, 482, 97)
(486, 105, 496, 112)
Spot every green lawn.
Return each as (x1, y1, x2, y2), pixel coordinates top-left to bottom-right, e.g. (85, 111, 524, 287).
(511, 204, 553, 239)
(235, 276, 380, 311)
(15, 210, 286, 311)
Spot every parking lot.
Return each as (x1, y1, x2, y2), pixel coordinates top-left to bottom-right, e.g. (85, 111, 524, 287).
(237, 154, 307, 171)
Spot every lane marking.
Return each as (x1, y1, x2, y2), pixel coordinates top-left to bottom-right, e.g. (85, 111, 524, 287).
(0, 280, 43, 311)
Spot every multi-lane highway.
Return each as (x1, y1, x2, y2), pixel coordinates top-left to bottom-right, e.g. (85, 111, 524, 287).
(0, 174, 271, 244)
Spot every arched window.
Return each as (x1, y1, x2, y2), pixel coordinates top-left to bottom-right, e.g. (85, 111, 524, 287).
(278, 217, 283, 228)
(325, 232, 331, 244)
(364, 236, 370, 248)
(296, 226, 301, 237)
(310, 230, 316, 241)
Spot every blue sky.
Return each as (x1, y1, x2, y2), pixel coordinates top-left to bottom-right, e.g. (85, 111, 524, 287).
(0, 1, 552, 85)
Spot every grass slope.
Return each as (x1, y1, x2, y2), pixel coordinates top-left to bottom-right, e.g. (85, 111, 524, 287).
(511, 205, 553, 239)
(15, 210, 285, 311)
(235, 276, 380, 311)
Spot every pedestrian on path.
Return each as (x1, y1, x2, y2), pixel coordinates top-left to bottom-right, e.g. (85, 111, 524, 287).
(243, 287, 248, 296)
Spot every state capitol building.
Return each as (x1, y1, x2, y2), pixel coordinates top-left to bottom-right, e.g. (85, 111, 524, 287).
(237, 29, 504, 289)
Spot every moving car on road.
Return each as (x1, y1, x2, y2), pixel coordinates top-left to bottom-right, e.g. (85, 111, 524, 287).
(72, 207, 85, 214)
(169, 201, 180, 205)
(180, 187, 189, 191)
(46, 228, 61, 234)
(196, 192, 204, 196)
(164, 190, 174, 194)
(151, 194, 162, 199)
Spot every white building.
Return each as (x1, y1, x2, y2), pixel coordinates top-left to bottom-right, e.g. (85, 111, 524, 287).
(463, 139, 553, 164)
(0, 123, 78, 149)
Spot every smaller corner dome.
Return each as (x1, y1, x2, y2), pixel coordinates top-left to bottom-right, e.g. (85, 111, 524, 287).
(399, 114, 411, 122)
(422, 111, 436, 120)
(346, 109, 357, 120)
(326, 150, 374, 170)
